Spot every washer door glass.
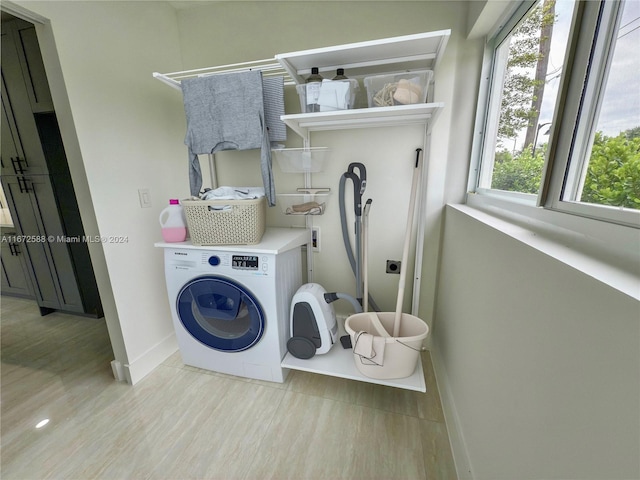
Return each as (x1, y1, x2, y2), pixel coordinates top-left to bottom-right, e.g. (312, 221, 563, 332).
(176, 276, 264, 352)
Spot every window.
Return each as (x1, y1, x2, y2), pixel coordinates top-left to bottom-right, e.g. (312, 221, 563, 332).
(477, 0, 575, 197)
(471, 0, 640, 228)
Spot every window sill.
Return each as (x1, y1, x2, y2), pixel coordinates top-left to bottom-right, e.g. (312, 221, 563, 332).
(457, 194, 640, 301)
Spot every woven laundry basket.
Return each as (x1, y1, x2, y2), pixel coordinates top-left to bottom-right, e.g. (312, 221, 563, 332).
(182, 196, 266, 245)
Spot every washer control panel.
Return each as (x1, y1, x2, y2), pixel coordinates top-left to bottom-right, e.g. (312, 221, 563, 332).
(166, 249, 272, 277)
(198, 252, 270, 276)
(232, 255, 259, 270)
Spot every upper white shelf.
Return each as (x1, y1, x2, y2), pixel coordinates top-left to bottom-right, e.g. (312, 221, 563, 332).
(153, 29, 450, 139)
(281, 102, 444, 138)
(275, 30, 450, 84)
(153, 30, 450, 91)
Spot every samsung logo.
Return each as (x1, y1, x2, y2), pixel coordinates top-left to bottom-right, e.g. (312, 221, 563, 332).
(173, 252, 188, 256)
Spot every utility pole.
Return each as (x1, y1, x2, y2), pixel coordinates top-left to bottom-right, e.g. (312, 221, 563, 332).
(524, 0, 556, 149)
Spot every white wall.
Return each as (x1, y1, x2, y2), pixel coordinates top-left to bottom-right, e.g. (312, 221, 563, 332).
(434, 205, 640, 479)
(430, 3, 640, 477)
(14, 0, 188, 383)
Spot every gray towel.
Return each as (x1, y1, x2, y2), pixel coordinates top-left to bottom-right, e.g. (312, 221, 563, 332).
(262, 76, 287, 143)
(182, 71, 276, 206)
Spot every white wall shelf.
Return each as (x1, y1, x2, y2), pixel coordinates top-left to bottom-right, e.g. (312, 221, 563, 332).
(275, 30, 449, 392)
(276, 30, 449, 139)
(281, 102, 444, 139)
(275, 30, 450, 83)
(281, 320, 426, 392)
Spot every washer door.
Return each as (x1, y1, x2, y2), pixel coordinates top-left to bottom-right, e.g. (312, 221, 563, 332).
(176, 276, 264, 352)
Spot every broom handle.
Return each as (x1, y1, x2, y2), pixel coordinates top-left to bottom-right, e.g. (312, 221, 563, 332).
(363, 206, 369, 313)
(363, 199, 372, 312)
(393, 149, 422, 337)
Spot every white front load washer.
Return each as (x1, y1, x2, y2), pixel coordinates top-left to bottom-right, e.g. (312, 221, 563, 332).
(157, 228, 308, 383)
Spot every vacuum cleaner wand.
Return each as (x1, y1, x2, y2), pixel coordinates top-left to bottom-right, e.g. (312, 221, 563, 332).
(343, 171, 362, 216)
(347, 162, 367, 195)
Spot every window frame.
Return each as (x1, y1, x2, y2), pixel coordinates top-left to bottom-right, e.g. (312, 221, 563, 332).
(468, 0, 640, 230)
(468, 0, 539, 202)
(544, 0, 639, 227)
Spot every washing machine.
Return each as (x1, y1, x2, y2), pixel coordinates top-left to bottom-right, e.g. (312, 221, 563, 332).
(157, 228, 308, 383)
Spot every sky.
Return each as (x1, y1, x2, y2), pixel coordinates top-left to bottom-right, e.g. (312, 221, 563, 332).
(596, 0, 640, 136)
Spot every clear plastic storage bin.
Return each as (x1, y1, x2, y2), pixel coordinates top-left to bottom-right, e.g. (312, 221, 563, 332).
(364, 70, 433, 108)
(296, 79, 359, 113)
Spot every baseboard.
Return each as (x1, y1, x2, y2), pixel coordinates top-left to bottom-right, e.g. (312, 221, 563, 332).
(430, 343, 474, 479)
(111, 359, 127, 382)
(114, 332, 178, 385)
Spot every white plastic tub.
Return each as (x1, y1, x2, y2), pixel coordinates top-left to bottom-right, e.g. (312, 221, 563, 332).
(344, 312, 429, 379)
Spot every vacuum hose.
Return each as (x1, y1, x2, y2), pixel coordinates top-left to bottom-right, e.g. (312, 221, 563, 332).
(324, 292, 363, 314)
(339, 165, 380, 312)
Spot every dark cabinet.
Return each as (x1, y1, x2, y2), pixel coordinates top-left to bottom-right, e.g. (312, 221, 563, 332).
(1, 227, 34, 298)
(2, 175, 86, 311)
(0, 18, 102, 317)
(1, 22, 53, 176)
(1, 18, 53, 113)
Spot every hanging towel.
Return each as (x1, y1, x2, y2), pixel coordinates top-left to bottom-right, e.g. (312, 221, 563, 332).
(262, 76, 287, 143)
(353, 331, 386, 366)
(182, 71, 276, 206)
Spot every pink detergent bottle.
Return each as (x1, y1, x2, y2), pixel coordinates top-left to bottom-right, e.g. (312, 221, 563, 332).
(159, 199, 188, 242)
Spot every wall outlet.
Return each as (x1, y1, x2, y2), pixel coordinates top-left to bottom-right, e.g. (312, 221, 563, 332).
(386, 260, 401, 274)
(311, 227, 320, 252)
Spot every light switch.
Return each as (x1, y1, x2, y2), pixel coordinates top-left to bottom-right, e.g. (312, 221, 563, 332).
(138, 188, 152, 208)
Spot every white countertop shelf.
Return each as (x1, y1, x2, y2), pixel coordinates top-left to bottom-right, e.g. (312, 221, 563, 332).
(281, 102, 444, 138)
(281, 319, 426, 392)
(154, 227, 310, 254)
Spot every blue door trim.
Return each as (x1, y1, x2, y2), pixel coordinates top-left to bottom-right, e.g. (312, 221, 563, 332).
(176, 276, 264, 352)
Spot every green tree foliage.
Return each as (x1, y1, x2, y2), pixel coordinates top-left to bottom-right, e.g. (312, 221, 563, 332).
(492, 128, 640, 210)
(490, 0, 639, 211)
(581, 132, 640, 209)
(492, 146, 545, 194)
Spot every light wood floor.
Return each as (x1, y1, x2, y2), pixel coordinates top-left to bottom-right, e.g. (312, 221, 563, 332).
(1, 295, 457, 479)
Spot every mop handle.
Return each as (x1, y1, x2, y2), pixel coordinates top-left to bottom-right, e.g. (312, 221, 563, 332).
(393, 148, 422, 337)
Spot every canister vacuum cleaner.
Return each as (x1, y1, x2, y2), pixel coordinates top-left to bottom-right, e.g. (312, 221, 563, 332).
(287, 283, 363, 359)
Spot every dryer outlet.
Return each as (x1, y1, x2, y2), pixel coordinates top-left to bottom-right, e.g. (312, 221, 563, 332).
(386, 260, 401, 274)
